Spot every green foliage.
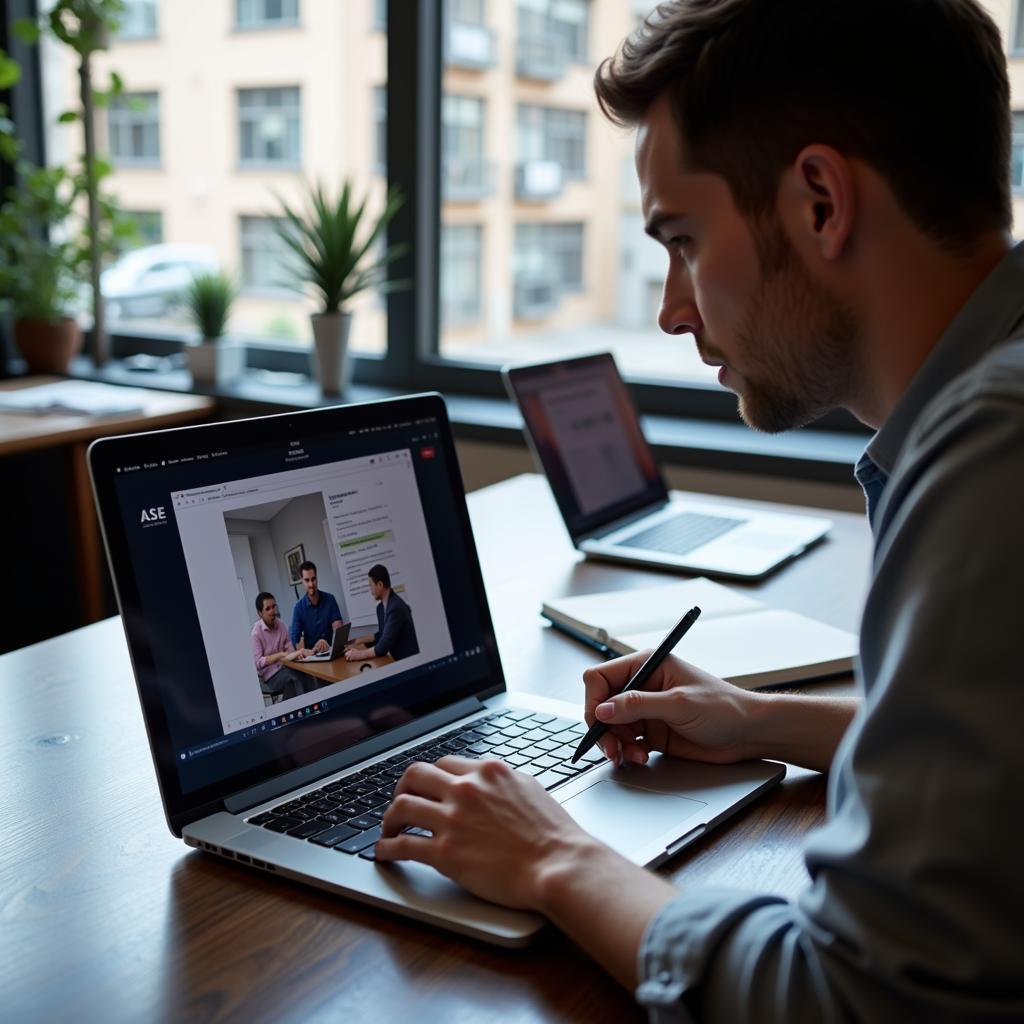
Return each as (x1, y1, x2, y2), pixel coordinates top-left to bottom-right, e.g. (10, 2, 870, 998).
(0, 48, 21, 88)
(272, 181, 407, 314)
(186, 272, 237, 342)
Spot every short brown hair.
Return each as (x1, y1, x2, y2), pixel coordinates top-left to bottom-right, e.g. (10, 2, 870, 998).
(594, 0, 1010, 254)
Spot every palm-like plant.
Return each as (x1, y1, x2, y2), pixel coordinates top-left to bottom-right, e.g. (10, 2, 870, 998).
(272, 181, 406, 313)
(186, 271, 236, 342)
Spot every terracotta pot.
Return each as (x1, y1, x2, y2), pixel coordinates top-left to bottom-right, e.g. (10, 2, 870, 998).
(12, 317, 83, 374)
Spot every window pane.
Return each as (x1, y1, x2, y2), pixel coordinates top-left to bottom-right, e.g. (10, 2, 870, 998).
(440, 1, 716, 385)
(117, 0, 158, 40)
(41, 2, 387, 356)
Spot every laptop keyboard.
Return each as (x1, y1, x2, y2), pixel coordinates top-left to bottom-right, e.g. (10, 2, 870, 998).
(618, 510, 743, 556)
(245, 709, 605, 861)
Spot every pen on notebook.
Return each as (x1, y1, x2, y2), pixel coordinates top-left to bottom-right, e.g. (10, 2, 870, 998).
(571, 605, 702, 764)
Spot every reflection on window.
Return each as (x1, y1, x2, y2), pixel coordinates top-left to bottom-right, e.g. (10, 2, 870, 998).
(441, 224, 483, 326)
(108, 92, 160, 164)
(240, 216, 292, 291)
(238, 87, 301, 166)
(237, 0, 300, 28)
(118, 0, 158, 40)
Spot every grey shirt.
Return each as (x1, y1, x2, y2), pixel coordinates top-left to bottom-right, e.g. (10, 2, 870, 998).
(636, 243, 1024, 1022)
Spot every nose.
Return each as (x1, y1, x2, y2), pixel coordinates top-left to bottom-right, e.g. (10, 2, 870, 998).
(657, 268, 702, 337)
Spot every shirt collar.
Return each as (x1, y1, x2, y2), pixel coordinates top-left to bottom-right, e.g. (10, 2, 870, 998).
(864, 240, 1024, 478)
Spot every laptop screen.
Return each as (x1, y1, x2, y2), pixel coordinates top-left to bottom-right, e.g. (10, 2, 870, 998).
(504, 353, 667, 539)
(90, 395, 502, 823)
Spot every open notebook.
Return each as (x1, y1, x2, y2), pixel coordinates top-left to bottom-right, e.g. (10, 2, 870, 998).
(542, 577, 858, 690)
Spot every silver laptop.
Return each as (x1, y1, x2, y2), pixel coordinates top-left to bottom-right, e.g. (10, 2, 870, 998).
(503, 353, 832, 580)
(303, 622, 352, 661)
(88, 393, 784, 947)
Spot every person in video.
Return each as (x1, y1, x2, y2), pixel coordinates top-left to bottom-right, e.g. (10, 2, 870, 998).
(345, 564, 419, 662)
(251, 593, 316, 700)
(289, 560, 343, 654)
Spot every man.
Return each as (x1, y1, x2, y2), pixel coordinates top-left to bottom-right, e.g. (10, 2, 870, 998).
(289, 560, 343, 655)
(345, 563, 419, 662)
(251, 592, 316, 701)
(373, 1, 1024, 1019)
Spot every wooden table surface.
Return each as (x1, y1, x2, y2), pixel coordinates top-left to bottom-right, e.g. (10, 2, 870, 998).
(0, 474, 872, 1024)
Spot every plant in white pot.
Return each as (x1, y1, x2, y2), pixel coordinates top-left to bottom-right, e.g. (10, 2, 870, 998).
(272, 181, 405, 396)
(183, 271, 242, 386)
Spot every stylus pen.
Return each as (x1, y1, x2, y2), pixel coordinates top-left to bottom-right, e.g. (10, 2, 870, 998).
(571, 605, 702, 764)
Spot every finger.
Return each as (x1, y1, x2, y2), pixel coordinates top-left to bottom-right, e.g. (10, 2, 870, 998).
(374, 833, 439, 866)
(432, 754, 483, 775)
(380, 793, 447, 838)
(582, 653, 649, 717)
(594, 687, 679, 726)
(393, 760, 455, 800)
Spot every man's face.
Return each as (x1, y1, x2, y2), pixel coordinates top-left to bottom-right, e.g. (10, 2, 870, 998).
(635, 94, 859, 432)
(260, 598, 278, 626)
(368, 577, 385, 602)
(301, 569, 318, 598)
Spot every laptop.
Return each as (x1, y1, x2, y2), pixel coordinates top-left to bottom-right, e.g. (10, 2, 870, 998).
(88, 393, 784, 947)
(503, 353, 833, 580)
(303, 622, 352, 662)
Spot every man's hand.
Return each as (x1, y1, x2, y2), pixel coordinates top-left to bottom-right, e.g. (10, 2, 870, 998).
(584, 652, 760, 767)
(344, 645, 372, 662)
(312, 638, 329, 654)
(376, 756, 601, 909)
(288, 648, 308, 662)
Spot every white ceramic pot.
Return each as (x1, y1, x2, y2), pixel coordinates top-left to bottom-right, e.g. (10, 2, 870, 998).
(310, 311, 352, 396)
(184, 340, 246, 386)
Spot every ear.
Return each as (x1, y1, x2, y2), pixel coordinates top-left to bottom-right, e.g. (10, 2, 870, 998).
(780, 145, 855, 261)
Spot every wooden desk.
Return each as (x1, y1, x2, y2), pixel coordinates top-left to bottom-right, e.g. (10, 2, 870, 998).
(291, 651, 395, 683)
(0, 376, 215, 625)
(0, 474, 871, 1023)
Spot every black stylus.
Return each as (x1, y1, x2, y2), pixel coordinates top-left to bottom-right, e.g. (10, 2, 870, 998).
(571, 605, 702, 764)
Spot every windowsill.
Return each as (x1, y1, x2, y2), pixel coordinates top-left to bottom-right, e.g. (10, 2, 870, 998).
(231, 21, 302, 32)
(237, 162, 302, 172)
(111, 159, 162, 170)
(59, 357, 867, 484)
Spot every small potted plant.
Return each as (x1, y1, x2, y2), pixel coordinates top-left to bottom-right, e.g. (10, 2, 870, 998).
(272, 181, 405, 396)
(183, 270, 242, 386)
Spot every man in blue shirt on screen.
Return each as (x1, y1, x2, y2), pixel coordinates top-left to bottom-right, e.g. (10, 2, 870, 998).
(289, 561, 343, 655)
(373, 2, 1024, 1020)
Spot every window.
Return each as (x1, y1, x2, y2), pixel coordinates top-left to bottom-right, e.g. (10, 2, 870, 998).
(1014, 0, 1024, 52)
(373, 85, 387, 175)
(239, 216, 293, 292)
(1013, 113, 1024, 194)
(517, 0, 590, 70)
(236, 0, 300, 29)
(516, 221, 583, 291)
(441, 224, 483, 326)
(122, 210, 164, 247)
(446, 0, 486, 23)
(117, 0, 158, 40)
(108, 92, 160, 164)
(238, 87, 301, 167)
(443, 95, 491, 199)
(516, 104, 586, 179)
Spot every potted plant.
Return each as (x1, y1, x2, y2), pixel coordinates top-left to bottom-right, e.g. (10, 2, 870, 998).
(0, 165, 87, 373)
(183, 271, 242, 386)
(272, 181, 405, 396)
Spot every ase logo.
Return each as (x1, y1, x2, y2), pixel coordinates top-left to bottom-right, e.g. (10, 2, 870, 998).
(140, 506, 167, 524)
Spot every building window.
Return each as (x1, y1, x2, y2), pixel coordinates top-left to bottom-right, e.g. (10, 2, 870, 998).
(516, 221, 584, 292)
(374, 0, 387, 31)
(240, 216, 292, 291)
(117, 0, 158, 40)
(236, 0, 299, 29)
(443, 95, 492, 198)
(517, 104, 586, 179)
(122, 210, 164, 247)
(446, 0, 486, 24)
(108, 92, 160, 164)
(441, 224, 483, 326)
(517, 0, 589, 64)
(1012, 113, 1024, 194)
(238, 87, 301, 167)
(1014, 0, 1024, 52)
(374, 85, 387, 175)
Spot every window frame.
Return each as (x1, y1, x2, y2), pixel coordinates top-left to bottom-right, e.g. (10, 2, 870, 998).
(236, 85, 302, 169)
(108, 90, 161, 166)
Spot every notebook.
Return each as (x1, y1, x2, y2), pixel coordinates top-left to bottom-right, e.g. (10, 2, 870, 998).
(303, 622, 352, 661)
(503, 352, 833, 580)
(88, 393, 784, 947)
(542, 577, 858, 690)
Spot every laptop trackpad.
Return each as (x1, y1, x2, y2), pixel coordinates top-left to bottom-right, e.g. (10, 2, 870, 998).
(561, 780, 705, 858)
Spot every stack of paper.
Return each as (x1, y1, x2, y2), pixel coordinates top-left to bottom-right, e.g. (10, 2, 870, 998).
(0, 381, 147, 417)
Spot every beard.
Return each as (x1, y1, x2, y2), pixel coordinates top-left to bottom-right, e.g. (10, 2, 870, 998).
(726, 222, 860, 433)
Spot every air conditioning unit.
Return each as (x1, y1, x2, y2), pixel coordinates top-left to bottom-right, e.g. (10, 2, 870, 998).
(444, 22, 496, 69)
(515, 160, 563, 201)
(514, 276, 559, 320)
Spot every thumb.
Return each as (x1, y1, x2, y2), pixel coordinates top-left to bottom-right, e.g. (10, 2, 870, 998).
(595, 688, 677, 724)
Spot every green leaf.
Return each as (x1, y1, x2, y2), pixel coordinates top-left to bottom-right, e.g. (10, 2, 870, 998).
(0, 52, 21, 90)
(13, 18, 41, 44)
(58, 110, 81, 124)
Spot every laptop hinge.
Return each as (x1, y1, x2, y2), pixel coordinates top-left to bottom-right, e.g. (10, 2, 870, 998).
(581, 499, 672, 542)
(223, 696, 485, 814)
